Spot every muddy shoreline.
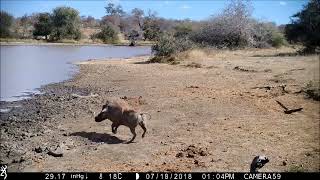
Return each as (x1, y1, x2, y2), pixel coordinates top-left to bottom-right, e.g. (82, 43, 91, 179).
(0, 64, 96, 171)
(0, 50, 319, 172)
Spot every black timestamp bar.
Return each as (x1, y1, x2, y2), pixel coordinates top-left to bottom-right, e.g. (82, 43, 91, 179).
(4, 172, 320, 180)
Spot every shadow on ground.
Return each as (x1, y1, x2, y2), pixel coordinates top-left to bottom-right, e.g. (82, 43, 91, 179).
(251, 52, 300, 57)
(132, 61, 151, 64)
(70, 131, 124, 144)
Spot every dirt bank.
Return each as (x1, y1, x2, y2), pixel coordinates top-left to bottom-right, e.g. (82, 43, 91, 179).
(0, 48, 319, 172)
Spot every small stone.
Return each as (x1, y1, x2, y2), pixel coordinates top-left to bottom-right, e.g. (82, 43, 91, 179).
(282, 161, 287, 166)
(305, 153, 311, 157)
(34, 147, 42, 153)
(187, 153, 195, 158)
(176, 152, 184, 158)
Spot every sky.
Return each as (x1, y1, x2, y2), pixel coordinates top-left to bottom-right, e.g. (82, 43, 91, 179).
(0, 0, 308, 25)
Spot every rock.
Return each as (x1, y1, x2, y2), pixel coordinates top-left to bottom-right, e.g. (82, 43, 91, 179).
(282, 161, 287, 166)
(199, 150, 207, 156)
(34, 147, 42, 153)
(284, 85, 302, 94)
(176, 152, 184, 158)
(12, 157, 25, 163)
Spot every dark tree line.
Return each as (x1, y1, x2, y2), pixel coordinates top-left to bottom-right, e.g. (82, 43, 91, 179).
(285, 0, 320, 53)
(1, 0, 319, 52)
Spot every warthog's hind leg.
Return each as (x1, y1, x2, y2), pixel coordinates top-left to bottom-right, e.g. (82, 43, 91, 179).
(139, 121, 147, 138)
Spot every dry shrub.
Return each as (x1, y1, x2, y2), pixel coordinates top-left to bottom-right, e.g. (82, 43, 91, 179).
(190, 0, 286, 49)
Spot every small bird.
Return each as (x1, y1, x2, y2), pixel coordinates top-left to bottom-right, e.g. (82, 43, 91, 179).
(250, 155, 269, 172)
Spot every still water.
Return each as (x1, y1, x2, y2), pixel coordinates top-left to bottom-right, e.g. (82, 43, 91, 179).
(0, 45, 151, 101)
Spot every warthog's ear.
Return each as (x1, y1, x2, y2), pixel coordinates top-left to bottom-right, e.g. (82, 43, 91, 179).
(101, 100, 110, 109)
(101, 105, 108, 112)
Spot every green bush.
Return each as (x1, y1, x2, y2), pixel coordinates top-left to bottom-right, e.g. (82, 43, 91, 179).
(151, 33, 194, 61)
(270, 32, 287, 48)
(93, 25, 119, 44)
(173, 23, 193, 38)
(152, 33, 194, 57)
(251, 21, 287, 48)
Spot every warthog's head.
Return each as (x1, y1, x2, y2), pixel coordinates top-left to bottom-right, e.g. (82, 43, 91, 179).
(95, 103, 110, 122)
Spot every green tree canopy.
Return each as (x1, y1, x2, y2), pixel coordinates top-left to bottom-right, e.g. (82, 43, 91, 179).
(51, 6, 81, 40)
(33, 13, 52, 39)
(142, 11, 161, 41)
(285, 0, 320, 52)
(0, 11, 14, 38)
(105, 3, 125, 16)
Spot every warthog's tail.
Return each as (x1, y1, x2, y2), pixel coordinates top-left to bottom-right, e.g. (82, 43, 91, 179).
(140, 113, 151, 121)
(139, 113, 150, 138)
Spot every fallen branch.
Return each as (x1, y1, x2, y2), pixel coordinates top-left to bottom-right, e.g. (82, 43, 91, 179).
(47, 150, 63, 157)
(275, 100, 303, 114)
(276, 100, 288, 110)
(252, 86, 272, 90)
(284, 108, 303, 114)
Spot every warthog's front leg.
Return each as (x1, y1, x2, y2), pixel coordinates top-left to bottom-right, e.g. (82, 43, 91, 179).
(111, 123, 119, 134)
(127, 127, 136, 144)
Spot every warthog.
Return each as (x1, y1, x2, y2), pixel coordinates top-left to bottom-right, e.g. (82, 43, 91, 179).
(95, 99, 149, 143)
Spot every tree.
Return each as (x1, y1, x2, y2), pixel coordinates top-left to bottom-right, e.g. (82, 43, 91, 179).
(128, 29, 139, 46)
(142, 10, 161, 41)
(81, 15, 99, 27)
(51, 6, 81, 40)
(105, 3, 125, 16)
(191, 0, 255, 48)
(18, 14, 33, 38)
(285, 0, 320, 53)
(102, 3, 125, 31)
(33, 13, 52, 40)
(0, 11, 14, 38)
(131, 8, 144, 29)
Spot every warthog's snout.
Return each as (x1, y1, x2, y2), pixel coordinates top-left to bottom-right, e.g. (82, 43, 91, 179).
(94, 115, 102, 122)
(94, 105, 109, 122)
(94, 113, 104, 122)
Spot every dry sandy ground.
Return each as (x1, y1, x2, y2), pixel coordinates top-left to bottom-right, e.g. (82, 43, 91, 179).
(1, 48, 319, 172)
